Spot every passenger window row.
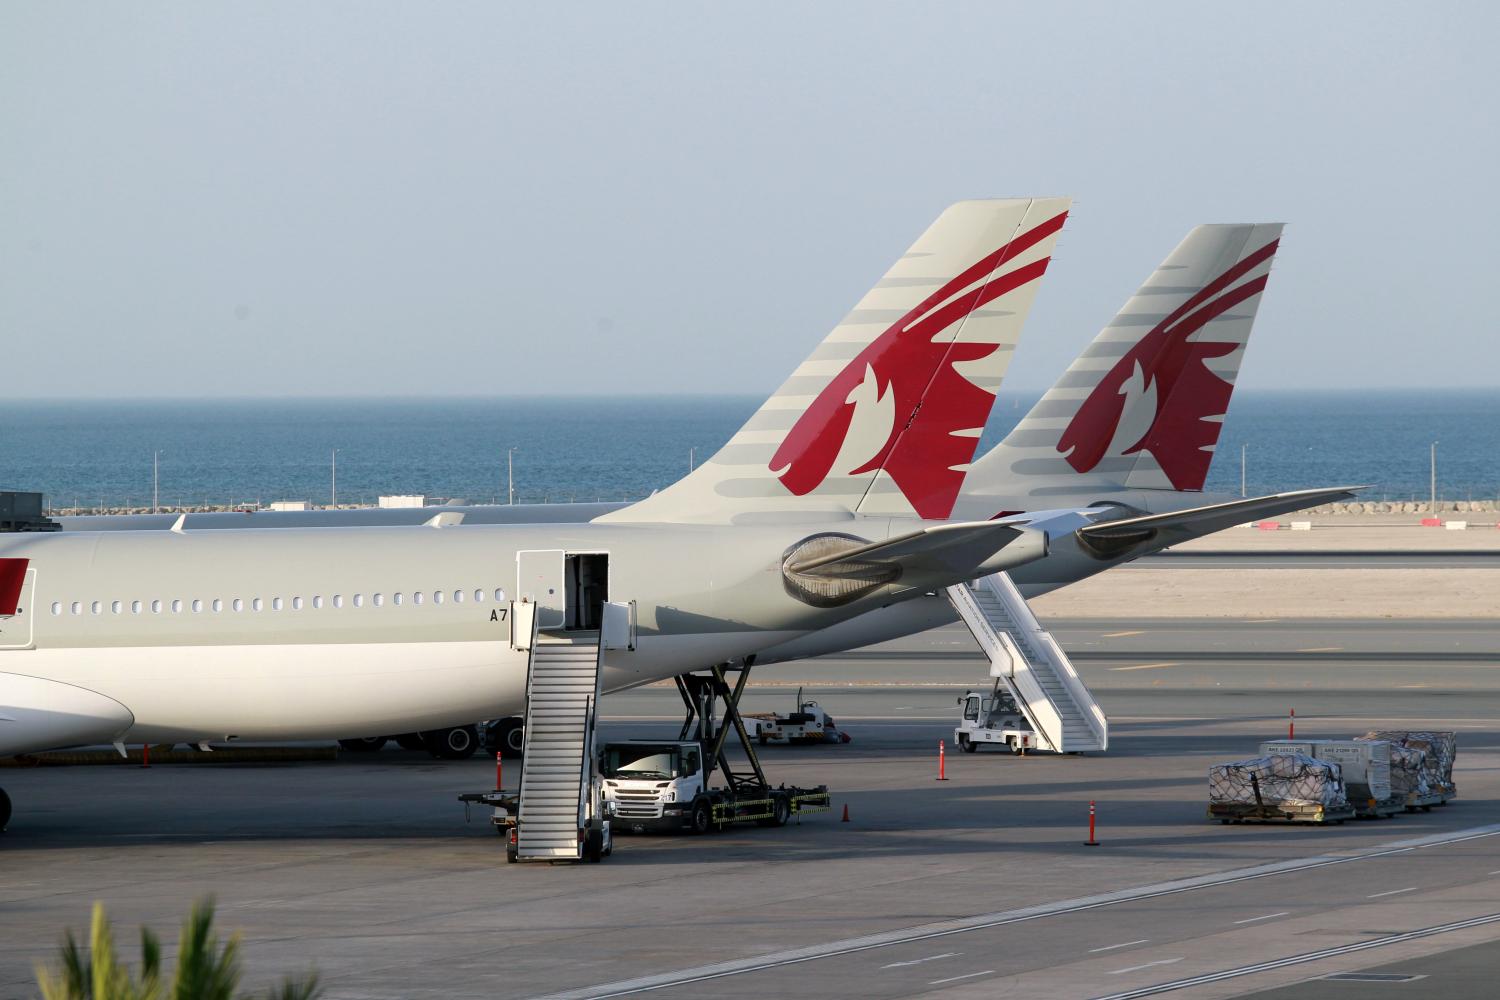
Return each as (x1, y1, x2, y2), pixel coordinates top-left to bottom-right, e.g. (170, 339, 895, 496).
(51, 588, 508, 617)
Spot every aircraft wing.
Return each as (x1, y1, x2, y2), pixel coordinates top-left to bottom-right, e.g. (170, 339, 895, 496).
(785, 519, 1047, 592)
(1078, 486, 1366, 544)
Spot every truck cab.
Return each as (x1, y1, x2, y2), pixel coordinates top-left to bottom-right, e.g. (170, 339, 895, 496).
(955, 683, 1038, 754)
(600, 740, 714, 833)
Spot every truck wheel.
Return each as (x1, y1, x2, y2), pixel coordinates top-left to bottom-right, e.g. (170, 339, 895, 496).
(424, 726, 479, 760)
(494, 717, 526, 759)
(759, 795, 790, 827)
(338, 737, 387, 753)
(0, 787, 10, 832)
(690, 800, 711, 835)
(394, 733, 426, 751)
(961, 737, 977, 753)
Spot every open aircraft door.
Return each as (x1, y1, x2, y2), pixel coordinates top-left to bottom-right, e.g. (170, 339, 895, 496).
(517, 549, 566, 630)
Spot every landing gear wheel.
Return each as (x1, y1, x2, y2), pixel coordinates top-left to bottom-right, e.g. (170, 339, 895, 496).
(689, 800, 712, 835)
(338, 736, 388, 753)
(394, 733, 426, 751)
(493, 717, 526, 759)
(0, 787, 10, 832)
(424, 726, 479, 760)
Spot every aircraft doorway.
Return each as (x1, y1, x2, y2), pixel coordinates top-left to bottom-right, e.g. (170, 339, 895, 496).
(565, 553, 608, 631)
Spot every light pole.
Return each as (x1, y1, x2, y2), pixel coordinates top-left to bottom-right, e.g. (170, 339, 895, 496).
(1240, 443, 1247, 498)
(689, 447, 696, 472)
(331, 449, 338, 508)
(508, 448, 518, 505)
(153, 450, 162, 513)
(1430, 441, 1438, 514)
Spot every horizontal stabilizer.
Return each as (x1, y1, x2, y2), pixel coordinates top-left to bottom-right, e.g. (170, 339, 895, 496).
(1080, 486, 1365, 544)
(785, 520, 1047, 597)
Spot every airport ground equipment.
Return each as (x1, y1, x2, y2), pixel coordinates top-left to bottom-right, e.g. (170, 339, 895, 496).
(600, 664, 829, 834)
(744, 687, 851, 745)
(1368, 740, 1444, 812)
(1208, 753, 1354, 825)
(946, 572, 1107, 753)
(1262, 739, 1400, 818)
(1363, 731, 1457, 802)
(954, 683, 1041, 754)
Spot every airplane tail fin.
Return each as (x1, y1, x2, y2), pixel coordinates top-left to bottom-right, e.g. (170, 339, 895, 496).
(607, 197, 1072, 524)
(971, 223, 1283, 498)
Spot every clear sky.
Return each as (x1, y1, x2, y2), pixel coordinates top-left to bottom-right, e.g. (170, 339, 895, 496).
(3, 2, 1495, 398)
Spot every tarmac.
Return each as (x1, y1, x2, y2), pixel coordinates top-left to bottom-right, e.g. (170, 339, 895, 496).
(3, 611, 1498, 999)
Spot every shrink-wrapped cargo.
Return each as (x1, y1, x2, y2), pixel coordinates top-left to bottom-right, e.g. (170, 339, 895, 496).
(1379, 743, 1431, 799)
(1363, 731, 1456, 797)
(1209, 754, 1348, 809)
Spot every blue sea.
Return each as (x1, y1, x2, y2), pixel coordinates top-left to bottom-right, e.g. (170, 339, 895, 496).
(1, 391, 1496, 510)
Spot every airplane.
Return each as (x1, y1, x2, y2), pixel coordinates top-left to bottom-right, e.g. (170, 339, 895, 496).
(0, 196, 1078, 829)
(25, 222, 1359, 756)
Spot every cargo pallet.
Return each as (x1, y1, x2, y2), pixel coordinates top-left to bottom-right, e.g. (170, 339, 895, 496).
(1403, 791, 1444, 813)
(1209, 801, 1355, 825)
(1351, 795, 1404, 820)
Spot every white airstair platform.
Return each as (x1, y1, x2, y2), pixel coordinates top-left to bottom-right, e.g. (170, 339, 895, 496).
(946, 572, 1108, 753)
(516, 630, 604, 860)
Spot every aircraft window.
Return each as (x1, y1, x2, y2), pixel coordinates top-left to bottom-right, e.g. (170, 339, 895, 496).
(413, 591, 423, 605)
(71, 601, 81, 615)
(494, 588, 506, 602)
(393, 593, 403, 606)
(353, 594, 364, 608)
(171, 599, 183, 613)
(132, 600, 142, 614)
(212, 599, 223, 612)
(432, 590, 443, 605)
(51, 602, 61, 616)
(289, 597, 300, 611)
(192, 599, 203, 613)
(453, 590, 464, 603)
(252, 598, 264, 612)
(151, 600, 162, 614)
(91, 601, 102, 615)
(312, 596, 323, 609)
(334, 594, 344, 609)
(474, 589, 485, 603)
(111, 600, 122, 614)
(232, 598, 243, 612)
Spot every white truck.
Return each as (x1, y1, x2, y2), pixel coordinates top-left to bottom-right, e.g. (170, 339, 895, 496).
(599, 739, 828, 834)
(954, 682, 1041, 754)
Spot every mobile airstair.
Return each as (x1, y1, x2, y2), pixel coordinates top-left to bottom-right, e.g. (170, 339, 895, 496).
(946, 572, 1108, 753)
(512, 605, 610, 861)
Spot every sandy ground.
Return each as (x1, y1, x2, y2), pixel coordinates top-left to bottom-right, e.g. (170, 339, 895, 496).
(1031, 515, 1500, 618)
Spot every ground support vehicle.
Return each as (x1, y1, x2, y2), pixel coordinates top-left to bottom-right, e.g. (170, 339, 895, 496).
(954, 682, 1040, 754)
(744, 688, 850, 745)
(603, 665, 831, 834)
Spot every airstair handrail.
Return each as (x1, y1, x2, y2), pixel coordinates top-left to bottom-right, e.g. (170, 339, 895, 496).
(985, 573, 1109, 752)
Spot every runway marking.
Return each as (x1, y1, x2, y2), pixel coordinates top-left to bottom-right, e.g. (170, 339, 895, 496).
(1088, 912, 1500, 1000)
(929, 970, 994, 985)
(538, 823, 1500, 1000)
(1111, 662, 1180, 672)
(1296, 647, 1344, 653)
(1102, 630, 1146, 638)
(1247, 618, 1280, 623)
(1367, 887, 1419, 898)
(1089, 940, 1150, 953)
(1110, 958, 1182, 975)
(881, 952, 960, 969)
(1233, 911, 1290, 924)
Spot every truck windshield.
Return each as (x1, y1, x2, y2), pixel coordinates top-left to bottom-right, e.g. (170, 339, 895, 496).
(601, 745, 679, 780)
